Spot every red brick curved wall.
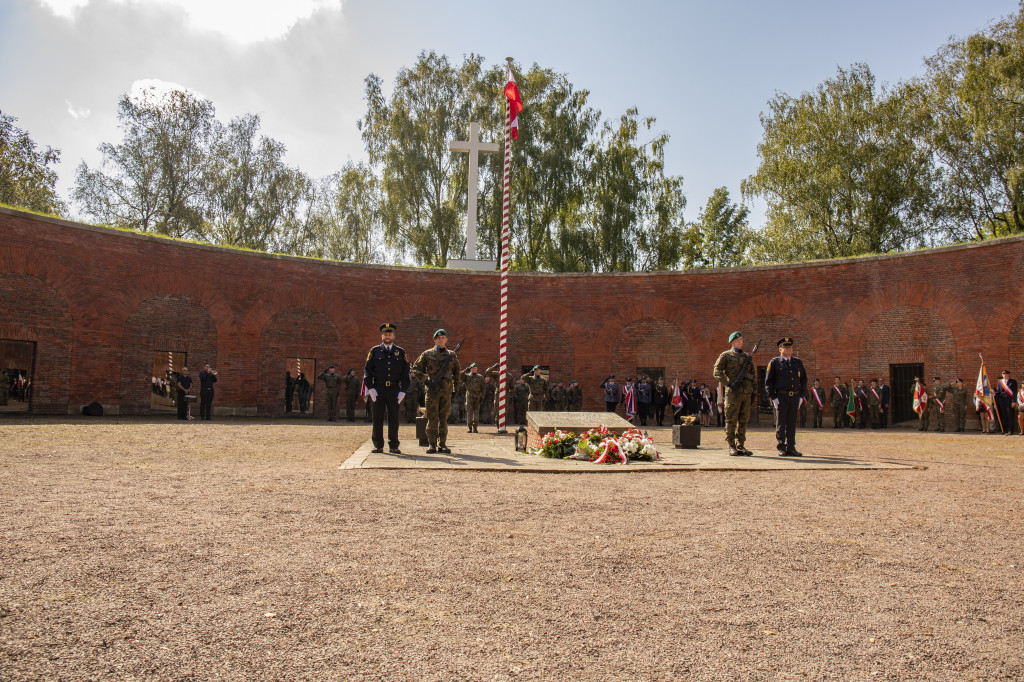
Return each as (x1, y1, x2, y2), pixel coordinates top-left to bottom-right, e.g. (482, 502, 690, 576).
(2, 205, 1022, 422)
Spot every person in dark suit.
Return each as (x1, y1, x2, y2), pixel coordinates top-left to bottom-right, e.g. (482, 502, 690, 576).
(198, 363, 217, 420)
(765, 337, 808, 456)
(364, 322, 411, 454)
(994, 369, 1018, 435)
(878, 379, 891, 428)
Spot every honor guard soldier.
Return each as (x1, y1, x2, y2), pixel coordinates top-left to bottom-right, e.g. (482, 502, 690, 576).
(949, 378, 969, 432)
(521, 366, 549, 412)
(364, 322, 411, 454)
(712, 331, 756, 456)
(462, 363, 486, 433)
(765, 337, 807, 456)
(412, 329, 461, 453)
(317, 364, 343, 421)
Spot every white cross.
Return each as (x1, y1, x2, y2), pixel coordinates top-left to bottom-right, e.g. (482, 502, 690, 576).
(449, 121, 499, 260)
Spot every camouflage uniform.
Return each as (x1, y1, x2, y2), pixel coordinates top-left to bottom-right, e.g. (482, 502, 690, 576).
(317, 368, 343, 421)
(566, 382, 583, 411)
(830, 383, 846, 428)
(404, 374, 421, 424)
(865, 383, 880, 428)
(931, 381, 949, 432)
(412, 346, 461, 449)
(521, 372, 549, 412)
(450, 381, 466, 424)
(342, 372, 362, 421)
(712, 347, 755, 451)
(550, 383, 566, 411)
(514, 380, 530, 424)
(854, 383, 866, 428)
(463, 368, 486, 432)
(484, 364, 516, 426)
(949, 384, 969, 432)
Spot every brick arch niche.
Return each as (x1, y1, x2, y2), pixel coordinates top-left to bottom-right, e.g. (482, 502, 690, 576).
(0, 273, 73, 413)
(611, 317, 691, 382)
(119, 295, 218, 414)
(857, 305, 957, 382)
(737, 314, 819, 378)
(509, 318, 575, 383)
(258, 307, 341, 417)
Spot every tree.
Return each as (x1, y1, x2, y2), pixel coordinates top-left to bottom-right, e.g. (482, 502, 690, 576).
(743, 64, 938, 262)
(683, 187, 750, 268)
(74, 87, 216, 238)
(922, 3, 1024, 240)
(0, 110, 65, 215)
(587, 108, 686, 272)
(477, 64, 600, 271)
(360, 51, 497, 267)
(203, 113, 310, 251)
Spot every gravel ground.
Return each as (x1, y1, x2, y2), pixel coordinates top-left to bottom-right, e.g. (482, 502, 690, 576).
(0, 418, 1021, 681)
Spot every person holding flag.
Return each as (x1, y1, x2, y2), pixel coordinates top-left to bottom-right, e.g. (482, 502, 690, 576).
(975, 359, 995, 433)
(993, 369, 1017, 435)
(622, 377, 637, 422)
(913, 377, 929, 431)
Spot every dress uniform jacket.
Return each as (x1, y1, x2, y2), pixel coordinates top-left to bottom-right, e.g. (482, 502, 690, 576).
(364, 344, 411, 394)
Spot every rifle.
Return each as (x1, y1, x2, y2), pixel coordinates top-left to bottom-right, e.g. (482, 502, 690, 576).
(726, 338, 761, 391)
(425, 337, 466, 390)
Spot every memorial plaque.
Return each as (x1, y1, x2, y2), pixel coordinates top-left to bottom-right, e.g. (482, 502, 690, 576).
(526, 411, 636, 448)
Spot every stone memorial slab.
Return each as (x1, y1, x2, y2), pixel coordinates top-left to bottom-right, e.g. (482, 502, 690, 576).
(673, 424, 701, 449)
(526, 411, 636, 448)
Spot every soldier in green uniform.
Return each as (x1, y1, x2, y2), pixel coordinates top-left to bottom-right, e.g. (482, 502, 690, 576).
(712, 331, 755, 456)
(830, 377, 845, 428)
(462, 363, 486, 433)
(550, 381, 566, 411)
(853, 379, 866, 428)
(566, 380, 583, 412)
(317, 364, 343, 421)
(412, 329, 461, 454)
(342, 367, 362, 422)
(808, 378, 825, 428)
(451, 380, 466, 425)
(484, 363, 515, 427)
(513, 377, 530, 424)
(521, 366, 549, 412)
(404, 371, 421, 424)
(949, 377, 969, 432)
(931, 376, 948, 432)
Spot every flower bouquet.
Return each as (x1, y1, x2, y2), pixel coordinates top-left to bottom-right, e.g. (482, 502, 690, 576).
(575, 426, 660, 464)
(531, 429, 580, 459)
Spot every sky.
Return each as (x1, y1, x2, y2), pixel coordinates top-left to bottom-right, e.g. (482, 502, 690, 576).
(1, 0, 1020, 229)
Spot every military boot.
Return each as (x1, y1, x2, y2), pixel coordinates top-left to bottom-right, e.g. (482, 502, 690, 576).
(728, 443, 740, 456)
(426, 441, 438, 454)
(438, 443, 451, 454)
(738, 443, 753, 456)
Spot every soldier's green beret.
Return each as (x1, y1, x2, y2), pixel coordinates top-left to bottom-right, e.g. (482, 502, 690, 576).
(433, 329, 447, 338)
(468, 363, 477, 369)
(380, 322, 396, 333)
(777, 337, 793, 347)
(728, 331, 742, 342)
(532, 365, 540, 371)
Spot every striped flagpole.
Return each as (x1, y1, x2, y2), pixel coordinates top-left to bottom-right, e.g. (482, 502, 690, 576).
(497, 58, 513, 434)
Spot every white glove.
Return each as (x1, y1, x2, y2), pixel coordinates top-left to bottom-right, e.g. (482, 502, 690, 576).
(397, 392, 405, 404)
(772, 398, 779, 409)
(367, 388, 378, 402)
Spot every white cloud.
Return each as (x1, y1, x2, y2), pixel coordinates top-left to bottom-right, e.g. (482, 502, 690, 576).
(37, 0, 344, 43)
(65, 100, 91, 120)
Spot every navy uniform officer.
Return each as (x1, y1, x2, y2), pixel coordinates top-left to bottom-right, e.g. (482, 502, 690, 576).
(765, 337, 808, 457)
(364, 322, 411, 454)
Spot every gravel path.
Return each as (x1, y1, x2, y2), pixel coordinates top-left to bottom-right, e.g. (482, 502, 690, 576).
(1, 419, 1021, 680)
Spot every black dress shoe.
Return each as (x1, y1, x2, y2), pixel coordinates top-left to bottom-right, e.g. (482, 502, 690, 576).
(779, 450, 797, 457)
(785, 449, 803, 457)
(389, 447, 402, 455)
(370, 447, 384, 454)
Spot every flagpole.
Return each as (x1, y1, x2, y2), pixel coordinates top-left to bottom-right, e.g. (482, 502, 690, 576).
(497, 57, 513, 434)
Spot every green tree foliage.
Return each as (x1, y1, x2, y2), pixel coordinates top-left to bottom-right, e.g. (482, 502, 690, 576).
(74, 87, 216, 238)
(360, 51, 496, 267)
(743, 64, 938, 262)
(683, 187, 750, 268)
(477, 65, 600, 271)
(294, 162, 385, 263)
(0, 110, 65, 215)
(922, 4, 1024, 239)
(203, 113, 310, 251)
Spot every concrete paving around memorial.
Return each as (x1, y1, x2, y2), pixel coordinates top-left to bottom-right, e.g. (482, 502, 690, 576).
(340, 427, 918, 472)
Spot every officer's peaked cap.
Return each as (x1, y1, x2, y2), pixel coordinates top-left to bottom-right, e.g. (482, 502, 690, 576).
(380, 322, 396, 333)
(777, 337, 794, 346)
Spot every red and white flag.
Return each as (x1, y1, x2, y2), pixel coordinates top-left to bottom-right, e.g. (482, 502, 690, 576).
(623, 384, 636, 419)
(504, 71, 523, 141)
(671, 380, 682, 407)
(913, 381, 927, 416)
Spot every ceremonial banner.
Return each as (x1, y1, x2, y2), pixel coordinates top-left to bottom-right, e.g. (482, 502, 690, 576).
(913, 381, 927, 415)
(624, 384, 636, 419)
(975, 362, 994, 418)
(846, 389, 856, 419)
(671, 381, 682, 407)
